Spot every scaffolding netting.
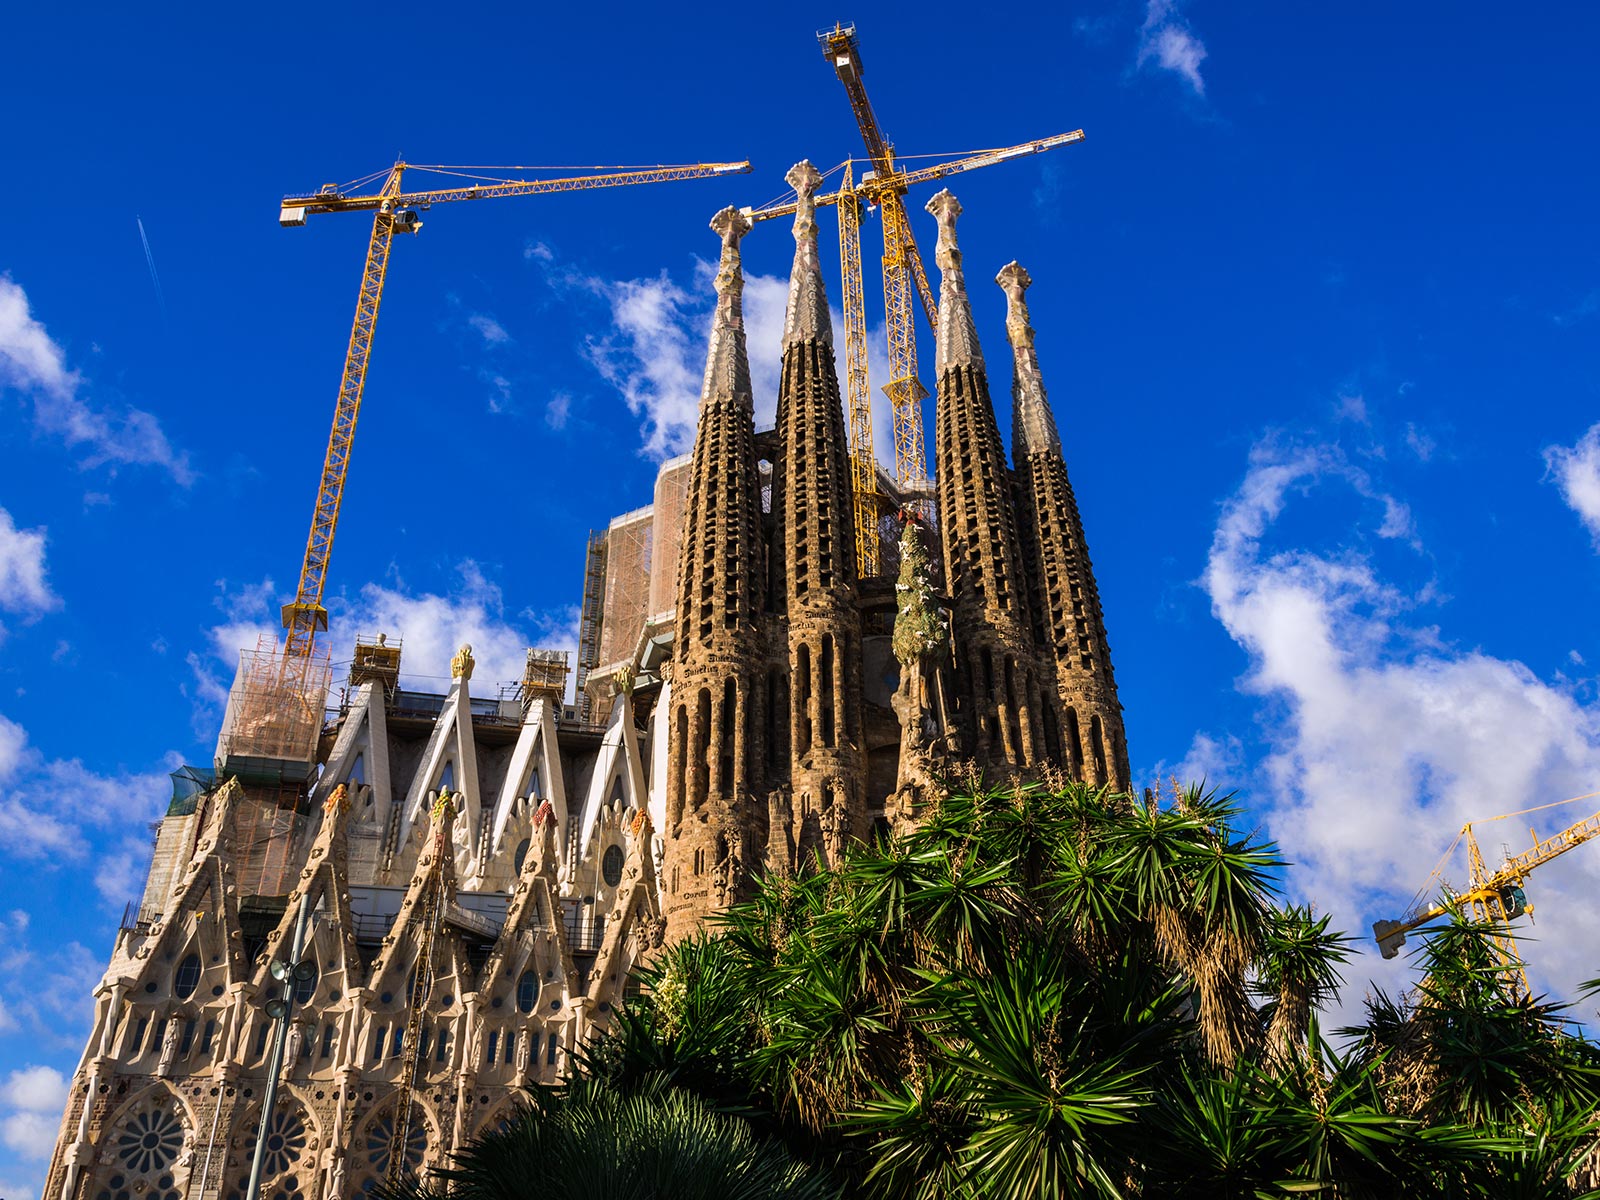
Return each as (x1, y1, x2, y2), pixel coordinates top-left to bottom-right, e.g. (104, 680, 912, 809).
(648, 455, 692, 620)
(216, 636, 333, 766)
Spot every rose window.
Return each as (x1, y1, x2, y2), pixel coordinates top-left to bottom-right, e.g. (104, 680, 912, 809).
(113, 1107, 184, 1174)
(359, 1111, 427, 1191)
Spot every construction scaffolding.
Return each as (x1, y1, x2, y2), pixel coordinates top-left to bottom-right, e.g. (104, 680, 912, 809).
(648, 455, 692, 619)
(575, 531, 608, 722)
(216, 636, 333, 775)
(520, 649, 571, 711)
(350, 632, 402, 693)
(598, 505, 654, 672)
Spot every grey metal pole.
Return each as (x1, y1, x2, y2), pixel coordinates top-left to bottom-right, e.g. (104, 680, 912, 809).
(244, 891, 311, 1200)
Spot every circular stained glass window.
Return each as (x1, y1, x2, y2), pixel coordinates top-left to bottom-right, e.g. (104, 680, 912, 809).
(362, 1111, 427, 1190)
(602, 845, 624, 888)
(239, 1107, 307, 1178)
(114, 1107, 184, 1174)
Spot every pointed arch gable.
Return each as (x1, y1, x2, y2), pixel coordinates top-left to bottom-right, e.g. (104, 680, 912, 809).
(315, 681, 391, 828)
(137, 780, 249, 988)
(399, 678, 482, 852)
(249, 791, 361, 995)
(489, 697, 567, 853)
(575, 694, 647, 857)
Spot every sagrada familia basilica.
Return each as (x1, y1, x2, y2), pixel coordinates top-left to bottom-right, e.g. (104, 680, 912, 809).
(40, 164, 1128, 1199)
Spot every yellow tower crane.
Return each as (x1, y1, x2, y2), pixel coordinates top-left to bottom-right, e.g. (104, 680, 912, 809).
(276, 158, 751, 663)
(743, 129, 1083, 575)
(1373, 792, 1600, 995)
(789, 22, 1085, 575)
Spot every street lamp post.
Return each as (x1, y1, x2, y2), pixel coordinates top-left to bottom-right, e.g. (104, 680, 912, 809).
(244, 891, 316, 1200)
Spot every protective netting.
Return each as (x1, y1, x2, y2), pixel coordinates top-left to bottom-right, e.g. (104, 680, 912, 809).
(648, 455, 692, 619)
(216, 636, 332, 766)
(597, 507, 653, 671)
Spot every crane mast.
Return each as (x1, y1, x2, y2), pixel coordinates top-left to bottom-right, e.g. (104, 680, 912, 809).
(744, 130, 1085, 576)
(278, 157, 752, 663)
(811, 23, 1083, 573)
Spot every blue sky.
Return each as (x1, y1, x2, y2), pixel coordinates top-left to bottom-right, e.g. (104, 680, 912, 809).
(4, 2, 1600, 1192)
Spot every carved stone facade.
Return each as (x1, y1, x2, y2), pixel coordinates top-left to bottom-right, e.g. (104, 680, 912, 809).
(43, 669, 660, 1200)
(999, 261, 1130, 791)
(44, 172, 1129, 1197)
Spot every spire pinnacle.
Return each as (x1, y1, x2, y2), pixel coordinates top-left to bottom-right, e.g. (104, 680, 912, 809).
(926, 189, 984, 373)
(703, 205, 754, 406)
(997, 261, 1061, 458)
(783, 160, 831, 347)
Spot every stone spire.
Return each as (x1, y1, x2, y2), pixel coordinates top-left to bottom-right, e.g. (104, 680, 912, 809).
(926, 190, 1051, 774)
(997, 262, 1062, 458)
(769, 159, 862, 869)
(783, 160, 831, 347)
(663, 204, 768, 937)
(701, 205, 754, 407)
(999, 262, 1129, 792)
(927, 189, 984, 374)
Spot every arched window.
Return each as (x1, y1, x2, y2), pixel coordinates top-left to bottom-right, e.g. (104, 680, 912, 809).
(349, 753, 366, 786)
(513, 838, 530, 875)
(602, 845, 624, 888)
(439, 761, 455, 791)
(173, 954, 201, 1000)
(516, 970, 537, 1014)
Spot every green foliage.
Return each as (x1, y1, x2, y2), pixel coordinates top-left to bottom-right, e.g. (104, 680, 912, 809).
(891, 521, 946, 666)
(372, 1075, 837, 1200)
(387, 779, 1600, 1199)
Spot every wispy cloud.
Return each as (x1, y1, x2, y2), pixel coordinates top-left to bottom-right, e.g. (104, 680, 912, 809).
(1544, 423, 1600, 547)
(0, 509, 59, 636)
(195, 562, 582, 715)
(0, 712, 173, 898)
(0, 1065, 67, 1161)
(1198, 435, 1600, 1022)
(1137, 0, 1209, 95)
(545, 391, 572, 431)
(468, 312, 511, 346)
(568, 251, 893, 465)
(0, 276, 193, 483)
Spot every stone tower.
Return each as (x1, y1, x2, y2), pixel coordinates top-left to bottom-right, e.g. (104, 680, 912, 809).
(768, 160, 865, 869)
(662, 205, 768, 931)
(926, 190, 1058, 774)
(998, 263, 1129, 791)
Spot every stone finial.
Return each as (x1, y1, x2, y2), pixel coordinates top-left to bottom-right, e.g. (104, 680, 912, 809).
(703, 206, 754, 406)
(925, 190, 983, 373)
(997, 261, 1061, 459)
(451, 643, 475, 680)
(783, 160, 831, 347)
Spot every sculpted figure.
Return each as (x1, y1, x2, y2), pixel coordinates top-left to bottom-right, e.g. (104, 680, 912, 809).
(515, 1027, 531, 1076)
(158, 1016, 179, 1073)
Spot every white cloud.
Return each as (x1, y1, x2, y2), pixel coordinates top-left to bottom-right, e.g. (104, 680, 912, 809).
(545, 392, 571, 431)
(578, 253, 895, 468)
(1544, 423, 1600, 546)
(1, 1067, 66, 1116)
(0, 509, 58, 625)
(0, 276, 192, 484)
(468, 313, 510, 346)
(196, 563, 579, 708)
(1, 1110, 56, 1160)
(0, 715, 171, 866)
(1201, 436, 1600, 1022)
(1137, 0, 1209, 95)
